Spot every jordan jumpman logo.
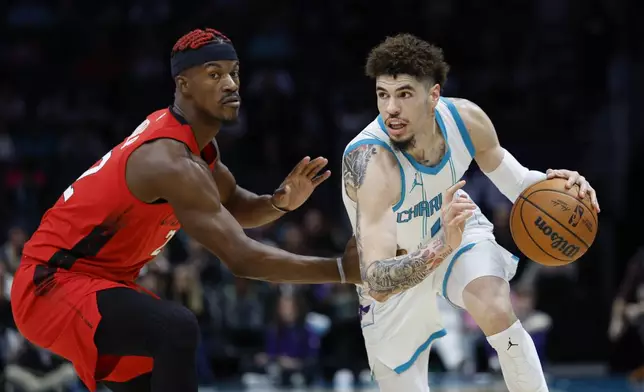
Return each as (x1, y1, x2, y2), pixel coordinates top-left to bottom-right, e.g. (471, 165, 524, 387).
(410, 172, 423, 193)
(507, 337, 518, 351)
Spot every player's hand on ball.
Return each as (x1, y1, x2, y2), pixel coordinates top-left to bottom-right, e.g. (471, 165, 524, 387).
(443, 181, 476, 250)
(546, 169, 600, 213)
(272, 156, 332, 211)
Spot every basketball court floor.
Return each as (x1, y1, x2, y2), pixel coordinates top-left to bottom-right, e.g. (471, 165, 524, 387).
(201, 374, 641, 392)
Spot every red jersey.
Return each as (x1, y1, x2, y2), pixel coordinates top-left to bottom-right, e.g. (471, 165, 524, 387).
(22, 107, 218, 282)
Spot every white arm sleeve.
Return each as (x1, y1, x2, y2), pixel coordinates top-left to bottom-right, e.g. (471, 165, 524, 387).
(483, 148, 547, 203)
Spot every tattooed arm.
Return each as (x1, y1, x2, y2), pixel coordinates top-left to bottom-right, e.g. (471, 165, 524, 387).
(343, 144, 472, 301)
(343, 144, 400, 301)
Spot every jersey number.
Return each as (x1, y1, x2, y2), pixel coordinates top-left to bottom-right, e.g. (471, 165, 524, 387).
(151, 230, 177, 256)
(63, 151, 112, 202)
(62, 119, 151, 202)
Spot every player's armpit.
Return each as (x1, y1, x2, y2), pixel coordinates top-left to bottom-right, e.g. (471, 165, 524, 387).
(126, 139, 360, 284)
(343, 144, 450, 301)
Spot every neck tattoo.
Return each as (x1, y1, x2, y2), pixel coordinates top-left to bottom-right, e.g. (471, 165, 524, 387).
(419, 138, 445, 166)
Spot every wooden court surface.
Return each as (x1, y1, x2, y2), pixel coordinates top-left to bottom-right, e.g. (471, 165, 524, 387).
(214, 388, 562, 392)
(207, 376, 638, 392)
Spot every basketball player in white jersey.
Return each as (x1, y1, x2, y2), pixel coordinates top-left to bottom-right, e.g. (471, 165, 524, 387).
(341, 34, 600, 392)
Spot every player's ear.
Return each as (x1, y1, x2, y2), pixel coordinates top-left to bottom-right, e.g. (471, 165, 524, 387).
(175, 75, 190, 97)
(429, 83, 441, 107)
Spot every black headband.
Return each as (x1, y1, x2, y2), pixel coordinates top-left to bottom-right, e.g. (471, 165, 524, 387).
(170, 42, 238, 78)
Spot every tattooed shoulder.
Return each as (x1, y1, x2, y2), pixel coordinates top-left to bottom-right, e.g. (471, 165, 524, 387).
(342, 144, 379, 194)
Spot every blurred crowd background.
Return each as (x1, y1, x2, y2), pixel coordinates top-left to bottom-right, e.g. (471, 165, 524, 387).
(1, 0, 643, 390)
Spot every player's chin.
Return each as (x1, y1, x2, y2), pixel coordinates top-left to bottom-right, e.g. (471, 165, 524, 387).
(390, 132, 411, 142)
(390, 133, 414, 150)
(215, 107, 240, 122)
(390, 132, 413, 144)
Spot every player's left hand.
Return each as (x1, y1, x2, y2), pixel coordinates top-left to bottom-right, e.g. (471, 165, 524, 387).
(272, 156, 331, 211)
(546, 169, 600, 213)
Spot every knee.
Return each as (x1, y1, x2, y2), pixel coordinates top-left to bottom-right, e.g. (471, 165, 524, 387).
(462, 276, 515, 335)
(159, 304, 200, 350)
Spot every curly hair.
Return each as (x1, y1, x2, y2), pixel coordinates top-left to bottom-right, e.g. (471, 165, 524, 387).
(365, 34, 450, 87)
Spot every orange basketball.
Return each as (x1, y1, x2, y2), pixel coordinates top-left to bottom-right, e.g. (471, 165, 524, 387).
(509, 178, 598, 266)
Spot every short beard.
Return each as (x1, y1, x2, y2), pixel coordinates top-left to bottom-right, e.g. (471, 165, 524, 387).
(391, 136, 416, 151)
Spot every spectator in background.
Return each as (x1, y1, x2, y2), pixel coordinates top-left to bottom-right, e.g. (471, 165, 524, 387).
(137, 249, 172, 298)
(1, 261, 10, 387)
(280, 222, 307, 255)
(171, 264, 216, 386)
(137, 268, 164, 299)
(608, 247, 644, 381)
(256, 294, 319, 387)
(511, 286, 551, 361)
(172, 264, 207, 319)
(0, 122, 16, 163)
(222, 278, 266, 367)
(4, 332, 77, 392)
(1, 226, 26, 275)
(302, 209, 338, 257)
(4, 162, 48, 227)
(185, 237, 223, 286)
(272, 223, 310, 304)
(318, 284, 370, 388)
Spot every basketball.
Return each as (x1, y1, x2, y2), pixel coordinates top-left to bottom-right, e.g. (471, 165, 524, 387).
(509, 178, 598, 266)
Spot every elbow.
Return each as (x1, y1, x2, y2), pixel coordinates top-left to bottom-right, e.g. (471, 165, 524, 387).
(363, 270, 393, 302)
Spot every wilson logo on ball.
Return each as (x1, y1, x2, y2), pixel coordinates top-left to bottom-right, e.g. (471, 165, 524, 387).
(534, 216, 580, 258)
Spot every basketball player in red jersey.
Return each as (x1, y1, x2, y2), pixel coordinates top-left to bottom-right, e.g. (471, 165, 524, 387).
(10, 28, 370, 392)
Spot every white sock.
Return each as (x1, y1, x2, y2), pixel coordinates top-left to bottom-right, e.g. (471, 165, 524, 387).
(486, 320, 549, 392)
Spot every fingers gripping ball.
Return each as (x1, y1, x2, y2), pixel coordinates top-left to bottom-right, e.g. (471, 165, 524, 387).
(510, 178, 598, 266)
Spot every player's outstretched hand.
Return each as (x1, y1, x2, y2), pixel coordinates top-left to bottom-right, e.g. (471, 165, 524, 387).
(443, 181, 476, 250)
(272, 156, 332, 211)
(546, 169, 600, 213)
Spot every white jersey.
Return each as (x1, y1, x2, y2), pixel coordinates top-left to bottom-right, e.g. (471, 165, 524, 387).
(342, 97, 481, 256)
(341, 97, 496, 372)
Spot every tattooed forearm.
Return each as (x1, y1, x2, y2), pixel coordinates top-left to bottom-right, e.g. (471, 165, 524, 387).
(363, 234, 454, 299)
(346, 143, 450, 300)
(343, 144, 378, 195)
